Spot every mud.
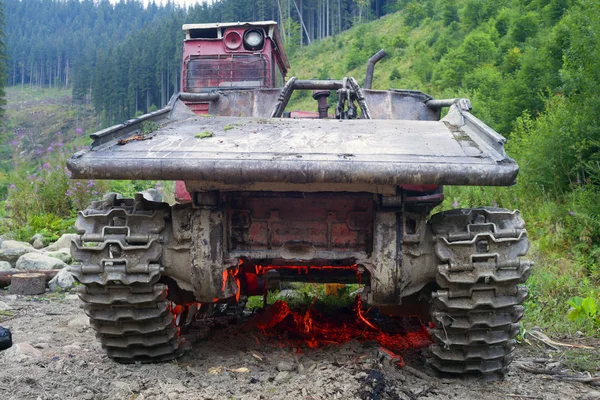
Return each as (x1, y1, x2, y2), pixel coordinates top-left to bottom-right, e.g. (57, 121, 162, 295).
(0, 291, 593, 400)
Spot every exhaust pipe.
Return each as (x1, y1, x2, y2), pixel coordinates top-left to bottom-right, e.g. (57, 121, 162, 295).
(364, 49, 387, 90)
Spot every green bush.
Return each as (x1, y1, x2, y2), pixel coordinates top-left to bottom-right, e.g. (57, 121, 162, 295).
(3, 155, 108, 241)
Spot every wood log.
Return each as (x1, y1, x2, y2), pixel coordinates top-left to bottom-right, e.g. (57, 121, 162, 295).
(0, 270, 60, 288)
(9, 273, 47, 295)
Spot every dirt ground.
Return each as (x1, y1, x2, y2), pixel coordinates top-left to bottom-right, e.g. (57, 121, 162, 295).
(0, 290, 597, 400)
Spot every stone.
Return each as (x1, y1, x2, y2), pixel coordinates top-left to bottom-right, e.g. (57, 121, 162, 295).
(297, 363, 305, 374)
(30, 233, 45, 244)
(0, 247, 36, 266)
(276, 361, 295, 372)
(16, 252, 68, 271)
(30, 234, 46, 249)
(63, 344, 81, 353)
(579, 392, 600, 400)
(275, 371, 291, 383)
(276, 289, 299, 300)
(34, 342, 49, 349)
(1, 342, 41, 362)
(1, 240, 34, 251)
(0, 261, 13, 271)
(46, 234, 78, 252)
(65, 294, 79, 301)
(68, 315, 90, 328)
(0, 301, 10, 311)
(49, 268, 75, 291)
(46, 250, 72, 264)
(141, 188, 163, 202)
(32, 238, 45, 249)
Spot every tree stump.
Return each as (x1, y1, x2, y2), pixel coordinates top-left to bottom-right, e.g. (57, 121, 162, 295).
(9, 273, 46, 295)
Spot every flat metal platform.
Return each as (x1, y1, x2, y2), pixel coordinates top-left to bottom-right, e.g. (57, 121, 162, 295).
(68, 100, 518, 189)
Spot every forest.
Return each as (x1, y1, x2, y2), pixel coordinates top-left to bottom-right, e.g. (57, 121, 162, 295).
(4, 0, 396, 124)
(0, 0, 599, 336)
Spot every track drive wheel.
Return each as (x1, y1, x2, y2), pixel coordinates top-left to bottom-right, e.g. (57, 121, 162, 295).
(70, 193, 184, 363)
(428, 208, 530, 379)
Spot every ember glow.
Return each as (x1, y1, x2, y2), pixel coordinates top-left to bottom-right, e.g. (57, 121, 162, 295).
(251, 296, 431, 366)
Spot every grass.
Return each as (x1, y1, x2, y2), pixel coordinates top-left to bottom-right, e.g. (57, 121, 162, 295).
(561, 348, 600, 373)
(246, 283, 359, 312)
(442, 185, 600, 338)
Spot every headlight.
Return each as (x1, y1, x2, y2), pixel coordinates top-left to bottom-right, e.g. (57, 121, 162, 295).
(243, 29, 264, 51)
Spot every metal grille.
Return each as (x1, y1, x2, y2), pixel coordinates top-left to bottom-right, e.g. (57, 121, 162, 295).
(184, 54, 268, 92)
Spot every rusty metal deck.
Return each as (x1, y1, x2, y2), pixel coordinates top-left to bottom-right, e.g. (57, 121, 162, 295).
(68, 100, 518, 189)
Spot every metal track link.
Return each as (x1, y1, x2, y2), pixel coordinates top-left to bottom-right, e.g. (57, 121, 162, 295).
(71, 194, 182, 363)
(428, 208, 529, 379)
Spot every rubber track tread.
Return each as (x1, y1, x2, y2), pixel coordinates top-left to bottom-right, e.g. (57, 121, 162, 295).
(429, 208, 528, 379)
(71, 194, 182, 363)
(77, 284, 167, 305)
(431, 306, 524, 329)
(84, 302, 171, 322)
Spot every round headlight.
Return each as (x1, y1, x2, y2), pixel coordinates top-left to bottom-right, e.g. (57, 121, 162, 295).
(224, 30, 242, 50)
(243, 29, 264, 51)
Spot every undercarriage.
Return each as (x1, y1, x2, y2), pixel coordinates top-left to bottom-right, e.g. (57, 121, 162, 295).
(70, 191, 529, 378)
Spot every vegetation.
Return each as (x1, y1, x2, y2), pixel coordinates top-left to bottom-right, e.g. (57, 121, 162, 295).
(0, 0, 598, 338)
(5, 0, 396, 126)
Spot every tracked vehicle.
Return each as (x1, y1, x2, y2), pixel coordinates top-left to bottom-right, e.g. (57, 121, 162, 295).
(67, 21, 529, 378)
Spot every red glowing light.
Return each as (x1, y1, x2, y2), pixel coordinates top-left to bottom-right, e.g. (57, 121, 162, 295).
(250, 296, 431, 361)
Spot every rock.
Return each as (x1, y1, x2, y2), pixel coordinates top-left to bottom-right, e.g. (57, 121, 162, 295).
(141, 188, 163, 202)
(46, 234, 78, 252)
(0, 301, 10, 311)
(63, 344, 81, 353)
(579, 392, 600, 400)
(277, 361, 295, 372)
(30, 234, 46, 249)
(0, 261, 13, 271)
(1, 240, 34, 251)
(297, 363, 305, 374)
(30, 233, 44, 244)
(103, 192, 123, 201)
(16, 252, 68, 271)
(34, 342, 49, 349)
(65, 294, 79, 301)
(49, 268, 75, 291)
(275, 371, 292, 383)
(32, 238, 45, 249)
(1, 342, 41, 362)
(276, 289, 299, 300)
(46, 250, 72, 264)
(0, 247, 36, 266)
(68, 315, 90, 328)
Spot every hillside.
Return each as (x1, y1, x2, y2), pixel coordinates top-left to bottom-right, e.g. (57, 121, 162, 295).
(0, 88, 96, 166)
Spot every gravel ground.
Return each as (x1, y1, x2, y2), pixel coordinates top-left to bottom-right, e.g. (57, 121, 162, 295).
(0, 290, 595, 400)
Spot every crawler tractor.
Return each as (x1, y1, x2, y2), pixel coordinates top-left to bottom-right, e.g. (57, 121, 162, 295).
(68, 21, 530, 379)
